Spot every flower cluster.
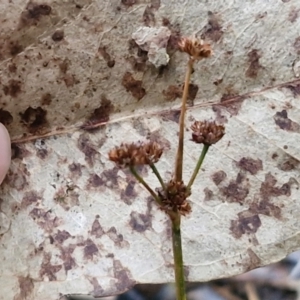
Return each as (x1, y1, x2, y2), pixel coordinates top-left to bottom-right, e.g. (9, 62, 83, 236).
(157, 180, 191, 216)
(178, 37, 212, 60)
(191, 120, 225, 145)
(108, 141, 163, 167)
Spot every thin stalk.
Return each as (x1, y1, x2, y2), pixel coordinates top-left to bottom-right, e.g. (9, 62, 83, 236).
(171, 213, 186, 300)
(129, 165, 162, 205)
(175, 58, 195, 182)
(187, 144, 210, 189)
(150, 163, 166, 191)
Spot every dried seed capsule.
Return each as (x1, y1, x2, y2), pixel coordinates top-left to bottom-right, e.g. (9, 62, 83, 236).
(178, 37, 212, 60)
(108, 141, 163, 167)
(191, 120, 225, 145)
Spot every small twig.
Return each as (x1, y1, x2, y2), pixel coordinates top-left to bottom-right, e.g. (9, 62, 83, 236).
(187, 144, 209, 189)
(245, 282, 260, 300)
(129, 166, 162, 205)
(150, 163, 166, 191)
(174, 58, 195, 182)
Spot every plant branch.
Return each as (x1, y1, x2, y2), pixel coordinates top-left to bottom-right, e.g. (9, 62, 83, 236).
(174, 58, 195, 182)
(129, 166, 162, 205)
(171, 213, 186, 300)
(150, 163, 166, 191)
(187, 144, 210, 190)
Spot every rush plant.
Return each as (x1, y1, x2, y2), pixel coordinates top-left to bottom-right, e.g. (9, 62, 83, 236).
(109, 37, 225, 300)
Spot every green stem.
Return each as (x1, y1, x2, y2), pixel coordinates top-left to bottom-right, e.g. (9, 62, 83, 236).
(187, 144, 210, 190)
(171, 213, 186, 300)
(150, 163, 166, 191)
(129, 165, 162, 205)
(174, 58, 195, 182)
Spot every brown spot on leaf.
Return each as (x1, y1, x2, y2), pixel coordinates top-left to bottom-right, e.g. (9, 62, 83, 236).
(243, 248, 261, 272)
(68, 163, 82, 177)
(211, 170, 227, 185)
(274, 110, 300, 132)
(127, 41, 148, 71)
(17, 276, 34, 299)
(3, 79, 22, 97)
(83, 95, 114, 130)
(203, 187, 213, 201)
(245, 49, 262, 78)
(8, 63, 17, 73)
(63, 74, 78, 87)
(87, 167, 120, 191)
(20, 2, 52, 27)
(20, 106, 48, 133)
(121, 181, 137, 205)
(160, 109, 180, 123)
(249, 173, 292, 219)
(162, 19, 181, 52)
(277, 154, 300, 171)
(121, 0, 137, 6)
(98, 46, 115, 68)
(41, 93, 52, 105)
(201, 11, 223, 42)
(91, 219, 105, 238)
(52, 30, 64, 42)
(0, 109, 13, 125)
(107, 227, 125, 247)
(219, 93, 246, 116)
(21, 190, 42, 208)
(77, 134, 98, 167)
(294, 36, 300, 54)
(150, 0, 160, 9)
(59, 244, 76, 272)
(53, 230, 71, 244)
(122, 72, 146, 100)
(230, 210, 262, 239)
(288, 7, 299, 23)
(36, 148, 48, 159)
(143, 6, 155, 26)
(58, 59, 69, 74)
(88, 277, 104, 297)
(237, 157, 263, 175)
(29, 207, 60, 232)
(11, 144, 31, 160)
(221, 172, 249, 204)
(285, 82, 300, 96)
(40, 252, 62, 281)
(129, 210, 152, 232)
(87, 174, 104, 188)
(212, 105, 228, 124)
(83, 238, 99, 260)
(114, 260, 135, 293)
(187, 83, 199, 106)
(163, 85, 182, 102)
(7, 168, 29, 191)
(7, 41, 23, 57)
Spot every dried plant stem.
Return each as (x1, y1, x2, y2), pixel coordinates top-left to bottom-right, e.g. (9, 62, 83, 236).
(150, 163, 166, 191)
(171, 213, 186, 300)
(187, 144, 210, 189)
(175, 58, 195, 182)
(129, 166, 162, 205)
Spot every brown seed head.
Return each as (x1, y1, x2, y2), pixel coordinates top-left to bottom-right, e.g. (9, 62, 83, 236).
(191, 120, 225, 145)
(157, 180, 191, 216)
(178, 37, 212, 60)
(108, 141, 163, 167)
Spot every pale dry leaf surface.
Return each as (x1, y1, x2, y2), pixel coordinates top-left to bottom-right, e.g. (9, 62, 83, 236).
(0, 0, 300, 299)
